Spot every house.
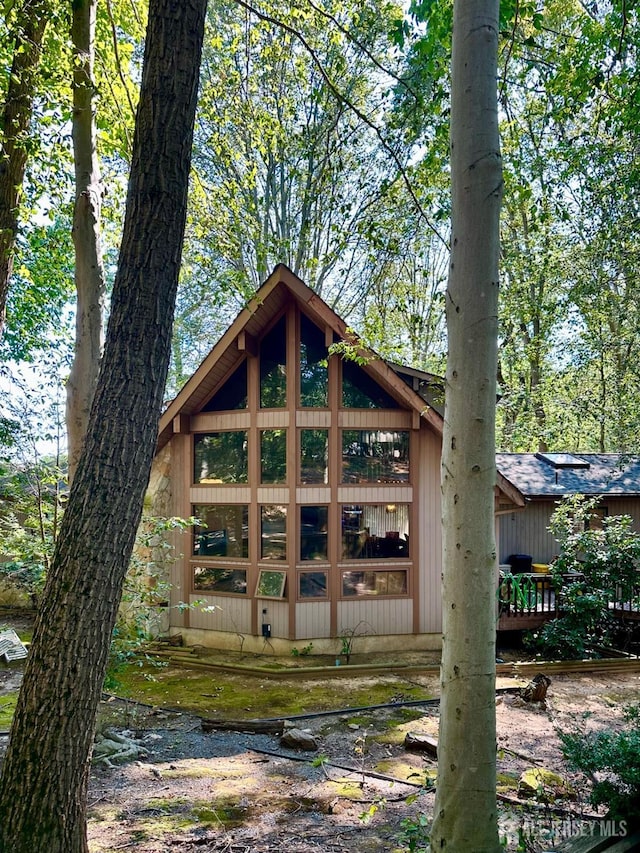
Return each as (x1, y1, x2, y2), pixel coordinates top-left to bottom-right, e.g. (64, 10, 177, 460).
(496, 452, 640, 565)
(150, 265, 523, 653)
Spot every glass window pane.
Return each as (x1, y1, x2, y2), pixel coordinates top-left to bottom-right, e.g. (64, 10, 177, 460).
(194, 567, 247, 594)
(193, 505, 249, 558)
(194, 432, 248, 483)
(202, 361, 247, 411)
(342, 359, 398, 408)
(342, 570, 407, 597)
(300, 313, 328, 407)
(300, 506, 328, 561)
(260, 315, 287, 408)
(261, 505, 287, 560)
(256, 569, 287, 598)
(261, 429, 287, 484)
(342, 430, 409, 484)
(300, 429, 328, 484)
(341, 504, 410, 559)
(299, 571, 328, 599)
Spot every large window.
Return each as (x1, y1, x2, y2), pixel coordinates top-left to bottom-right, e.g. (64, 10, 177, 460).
(261, 505, 287, 560)
(298, 571, 328, 599)
(193, 505, 249, 558)
(341, 430, 409, 483)
(342, 570, 407, 597)
(194, 432, 248, 483)
(300, 313, 328, 407)
(260, 315, 287, 408)
(341, 504, 410, 559)
(342, 360, 398, 409)
(300, 429, 328, 484)
(194, 567, 247, 594)
(202, 361, 247, 411)
(261, 429, 287, 484)
(300, 505, 328, 561)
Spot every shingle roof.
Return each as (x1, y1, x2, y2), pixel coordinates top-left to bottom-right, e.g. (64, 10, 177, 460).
(496, 452, 640, 498)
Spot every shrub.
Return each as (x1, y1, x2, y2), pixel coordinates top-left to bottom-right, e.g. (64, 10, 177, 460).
(559, 704, 640, 824)
(526, 496, 640, 659)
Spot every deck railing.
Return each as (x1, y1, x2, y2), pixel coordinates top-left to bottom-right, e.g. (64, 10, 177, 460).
(497, 572, 558, 630)
(497, 573, 640, 631)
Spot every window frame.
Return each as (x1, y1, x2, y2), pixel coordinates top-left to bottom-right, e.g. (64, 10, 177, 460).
(255, 569, 287, 599)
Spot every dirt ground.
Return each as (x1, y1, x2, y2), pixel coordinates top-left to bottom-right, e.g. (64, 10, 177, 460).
(1, 616, 639, 852)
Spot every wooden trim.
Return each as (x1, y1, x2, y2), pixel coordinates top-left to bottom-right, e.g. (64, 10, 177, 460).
(157, 264, 445, 453)
(175, 434, 191, 629)
(411, 436, 420, 633)
(247, 341, 259, 636)
(328, 345, 340, 639)
(190, 412, 251, 432)
(173, 413, 190, 435)
(237, 329, 258, 357)
(287, 305, 297, 639)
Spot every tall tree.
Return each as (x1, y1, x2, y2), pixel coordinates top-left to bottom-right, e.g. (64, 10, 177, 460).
(0, 2, 207, 852)
(431, 0, 502, 849)
(0, 0, 50, 337)
(66, 0, 106, 483)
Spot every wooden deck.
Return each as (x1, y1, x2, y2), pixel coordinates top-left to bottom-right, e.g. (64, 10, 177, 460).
(496, 573, 640, 632)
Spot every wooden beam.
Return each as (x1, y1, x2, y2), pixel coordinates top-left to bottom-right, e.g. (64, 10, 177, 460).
(172, 414, 190, 435)
(237, 330, 258, 357)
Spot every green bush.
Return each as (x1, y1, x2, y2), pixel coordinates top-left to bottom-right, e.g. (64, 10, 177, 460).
(559, 704, 640, 824)
(526, 496, 640, 659)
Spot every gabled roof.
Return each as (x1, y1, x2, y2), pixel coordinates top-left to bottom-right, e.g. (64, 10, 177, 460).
(496, 452, 640, 499)
(157, 265, 443, 451)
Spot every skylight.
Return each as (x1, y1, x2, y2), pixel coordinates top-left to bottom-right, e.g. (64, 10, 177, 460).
(535, 453, 590, 470)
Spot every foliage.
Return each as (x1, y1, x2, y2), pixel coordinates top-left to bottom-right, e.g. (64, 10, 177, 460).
(106, 515, 196, 688)
(0, 366, 67, 608)
(527, 496, 640, 659)
(397, 812, 430, 852)
(338, 620, 374, 663)
(1, 219, 75, 364)
(559, 704, 640, 824)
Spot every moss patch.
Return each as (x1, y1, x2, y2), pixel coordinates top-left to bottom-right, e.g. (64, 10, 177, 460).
(496, 771, 520, 793)
(0, 692, 17, 728)
(193, 796, 249, 828)
(327, 779, 365, 799)
(374, 757, 433, 785)
(113, 662, 433, 720)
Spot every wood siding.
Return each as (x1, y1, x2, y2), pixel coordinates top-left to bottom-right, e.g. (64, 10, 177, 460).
(498, 498, 640, 565)
(295, 602, 331, 639)
(418, 428, 442, 633)
(161, 292, 447, 649)
(337, 598, 414, 635)
(188, 594, 252, 633)
(337, 486, 412, 504)
(338, 411, 413, 429)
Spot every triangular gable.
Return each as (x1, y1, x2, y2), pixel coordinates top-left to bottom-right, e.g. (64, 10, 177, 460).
(155, 265, 524, 512)
(157, 264, 443, 451)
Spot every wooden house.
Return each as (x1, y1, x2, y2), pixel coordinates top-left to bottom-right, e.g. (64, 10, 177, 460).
(151, 265, 523, 653)
(495, 452, 640, 631)
(496, 452, 640, 565)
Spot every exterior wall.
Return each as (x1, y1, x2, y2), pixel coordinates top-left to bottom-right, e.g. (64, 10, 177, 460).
(337, 597, 414, 636)
(418, 427, 443, 634)
(159, 301, 445, 653)
(498, 497, 640, 565)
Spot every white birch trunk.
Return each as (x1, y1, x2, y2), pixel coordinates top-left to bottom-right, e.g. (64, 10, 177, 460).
(430, 1, 502, 850)
(66, 0, 105, 484)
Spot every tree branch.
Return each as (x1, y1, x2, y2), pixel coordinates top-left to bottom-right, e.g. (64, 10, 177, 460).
(232, 0, 447, 247)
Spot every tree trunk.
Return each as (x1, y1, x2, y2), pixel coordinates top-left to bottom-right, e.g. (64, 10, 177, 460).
(66, 0, 106, 484)
(0, 1, 207, 851)
(0, 0, 49, 338)
(430, 1, 502, 851)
